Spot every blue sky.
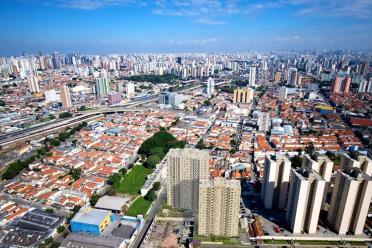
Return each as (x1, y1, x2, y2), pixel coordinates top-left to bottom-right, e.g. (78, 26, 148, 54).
(1, 0, 371, 55)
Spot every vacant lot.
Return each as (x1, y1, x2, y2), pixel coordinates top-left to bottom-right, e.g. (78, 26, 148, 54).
(126, 197, 152, 216)
(113, 165, 153, 195)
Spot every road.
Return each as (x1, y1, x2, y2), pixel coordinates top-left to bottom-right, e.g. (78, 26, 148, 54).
(131, 187, 167, 248)
(0, 83, 203, 148)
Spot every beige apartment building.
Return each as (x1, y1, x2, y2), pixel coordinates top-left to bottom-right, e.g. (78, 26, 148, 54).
(261, 155, 291, 209)
(286, 169, 326, 234)
(233, 88, 254, 104)
(198, 177, 241, 237)
(327, 169, 372, 235)
(302, 154, 333, 208)
(340, 153, 372, 176)
(166, 148, 209, 211)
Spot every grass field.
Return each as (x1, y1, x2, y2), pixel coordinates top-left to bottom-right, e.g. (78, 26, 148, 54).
(126, 197, 152, 216)
(113, 165, 153, 195)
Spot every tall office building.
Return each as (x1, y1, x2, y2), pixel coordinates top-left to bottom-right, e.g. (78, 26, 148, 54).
(27, 76, 40, 93)
(287, 67, 298, 86)
(166, 148, 209, 211)
(198, 177, 241, 237)
(233, 88, 254, 103)
(278, 86, 287, 101)
(60, 85, 72, 108)
(52, 52, 62, 69)
(125, 82, 135, 98)
(286, 168, 326, 234)
(206, 77, 215, 97)
(95, 77, 109, 97)
(340, 153, 372, 176)
(249, 66, 256, 87)
(257, 111, 271, 132)
(327, 169, 372, 234)
(331, 73, 351, 94)
(158, 92, 182, 106)
(261, 155, 291, 210)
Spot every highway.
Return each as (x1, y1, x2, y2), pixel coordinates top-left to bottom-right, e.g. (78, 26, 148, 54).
(0, 83, 202, 148)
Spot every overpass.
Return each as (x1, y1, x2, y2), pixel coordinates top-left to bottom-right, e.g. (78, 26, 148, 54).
(0, 83, 203, 148)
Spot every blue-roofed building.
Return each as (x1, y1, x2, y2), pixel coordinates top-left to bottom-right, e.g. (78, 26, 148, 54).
(70, 206, 111, 235)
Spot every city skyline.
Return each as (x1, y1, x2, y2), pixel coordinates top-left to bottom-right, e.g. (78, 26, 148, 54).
(1, 0, 372, 55)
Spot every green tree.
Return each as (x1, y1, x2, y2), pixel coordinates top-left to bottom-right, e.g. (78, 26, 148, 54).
(291, 155, 303, 168)
(304, 142, 315, 155)
(152, 181, 161, 191)
(57, 225, 65, 233)
(44, 237, 53, 245)
(145, 156, 161, 169)
(144, 189, 157, 202)
(89, 194, 101, 206)
(70, 168, 82, 181)
(59, 112, 72, 118)
(196, 139, 206, 149)
(50, 241, 61, 248)
(0, 99, 5, 106)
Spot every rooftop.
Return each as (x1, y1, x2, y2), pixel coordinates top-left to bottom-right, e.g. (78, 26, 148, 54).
(95, 196, 130, 211)
(71, 205, 110, 225)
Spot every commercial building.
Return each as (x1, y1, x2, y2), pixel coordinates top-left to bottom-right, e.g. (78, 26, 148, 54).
(198, 177, 241, 237)
(233, 88, 254, 103)
(95, 77, 110, 96)
(44, 89, 60, 103)
(340, 153, 372, 176)
(94, 196, 130, 214)
(261, 155, 291, 210)
(52, 52, 62, 69)
(61, 233, 126, 248)
(166, 148, 209, 211)
(70, 205, 111, 235)
(60, 85, 72, 108)
(1, 209, 65, 248)
(108, 92, 122, 105)
(286, 169, 326, 234)
(358, 80, 372, 93)
(158, 92, 182, 106)
(327, 169, 372, 234)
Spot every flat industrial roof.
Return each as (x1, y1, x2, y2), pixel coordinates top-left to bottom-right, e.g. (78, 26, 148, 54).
(71, 206, 109, 225)
(95, 196, 130, 211)
(61, 233, 125, 248)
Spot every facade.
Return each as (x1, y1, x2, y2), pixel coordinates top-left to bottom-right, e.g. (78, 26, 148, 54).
(125, 82, 135, 98)
(261, 155, 291, 209)
(95, 77, 110, 96)
(198, 177, 241, 237)
(278, 86, 287, 101)
(44, 89, 60, 102)
(60, 85, 72, 108)
(166, 148, 209, 211)
(286, 169, 326, 234)
(70, 206, 111, 235)
(233, 88, 253, 103)
(340, 153, 372, 176)
(257, 111, 271, 132)
(358, 80, 372, 93)
(327, 169, 372, 234)
(287, 67, 298, 86)
(108, 92, 122, 105)
(331, 73, 351, 94)
(158, 92, 182, 106)
(28, 75, 40, 93)
(249, 66, 256, 86)
(52, 52, 61, 69)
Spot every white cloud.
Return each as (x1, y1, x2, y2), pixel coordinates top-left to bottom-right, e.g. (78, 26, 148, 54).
(195, 18, 226, 25)
(170, 38, 219, 46)
(55, 0, 137, 10)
